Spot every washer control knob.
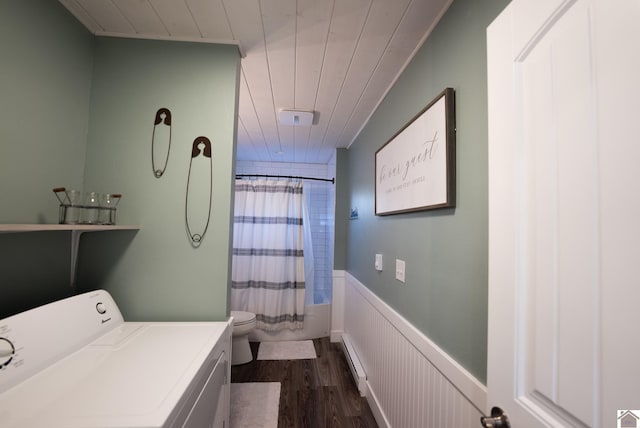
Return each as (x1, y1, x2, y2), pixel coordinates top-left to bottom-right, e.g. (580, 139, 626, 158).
(0, 337, 15, 367)
(96, 302, 106, 314)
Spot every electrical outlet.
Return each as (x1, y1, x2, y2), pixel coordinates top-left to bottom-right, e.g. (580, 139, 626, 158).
(395, 259, 405, 283)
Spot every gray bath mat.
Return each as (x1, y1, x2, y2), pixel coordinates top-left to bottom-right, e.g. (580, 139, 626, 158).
(257, 340, 317, 360)
(230, 382, 280, 428)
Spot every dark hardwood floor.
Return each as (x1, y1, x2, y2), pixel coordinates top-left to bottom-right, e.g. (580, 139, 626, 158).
(231, 337, 378, 428)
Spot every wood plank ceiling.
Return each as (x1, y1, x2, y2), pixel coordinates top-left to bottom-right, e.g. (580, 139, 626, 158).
(60, 0, 452, 164)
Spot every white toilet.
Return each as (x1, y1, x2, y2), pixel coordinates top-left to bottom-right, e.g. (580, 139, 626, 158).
(230, 311, 257, 365)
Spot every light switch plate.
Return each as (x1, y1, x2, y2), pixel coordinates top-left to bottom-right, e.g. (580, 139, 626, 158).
(375, 254, 383, 271)
(395, 259, 405, 283)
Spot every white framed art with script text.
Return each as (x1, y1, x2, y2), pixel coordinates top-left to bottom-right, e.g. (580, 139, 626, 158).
(375, 88, 455, 215)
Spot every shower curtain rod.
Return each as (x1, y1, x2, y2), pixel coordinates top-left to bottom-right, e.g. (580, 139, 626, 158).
(235, 174, 335, 184)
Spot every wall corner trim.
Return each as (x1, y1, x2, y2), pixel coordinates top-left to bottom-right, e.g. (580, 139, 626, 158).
(331, 270, 346, 342)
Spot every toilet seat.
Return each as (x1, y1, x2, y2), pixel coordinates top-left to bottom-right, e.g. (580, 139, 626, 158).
(231, 311, 256, 326)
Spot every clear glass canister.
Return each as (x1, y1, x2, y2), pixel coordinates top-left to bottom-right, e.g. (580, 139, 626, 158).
(80, 192, 100, 224)
(53, 188, 82, 224)
(99, 193, 122, 225)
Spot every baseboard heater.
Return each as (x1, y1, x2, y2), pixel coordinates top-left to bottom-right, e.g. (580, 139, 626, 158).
(341, 333, 367, 397)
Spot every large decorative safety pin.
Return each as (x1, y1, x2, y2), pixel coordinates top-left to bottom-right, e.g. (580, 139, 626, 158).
(151, 107, 172, 178)
(185, 136, 213, 246)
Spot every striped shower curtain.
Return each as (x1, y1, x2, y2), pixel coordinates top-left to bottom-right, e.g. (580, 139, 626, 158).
(231, 179, 306, 331)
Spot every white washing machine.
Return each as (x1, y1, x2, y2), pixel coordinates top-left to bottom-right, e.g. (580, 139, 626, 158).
(0, 290, 232, 428)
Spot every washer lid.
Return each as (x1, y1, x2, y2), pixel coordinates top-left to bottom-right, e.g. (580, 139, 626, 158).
(231, 311, 256, 325)
(0, 322, 229, 428)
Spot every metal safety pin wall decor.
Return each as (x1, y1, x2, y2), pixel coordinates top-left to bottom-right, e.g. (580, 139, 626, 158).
(151, 107, 172, 178)
(185, 136, 213, 247)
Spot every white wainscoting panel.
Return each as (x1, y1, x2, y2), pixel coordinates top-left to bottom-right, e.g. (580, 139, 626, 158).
(339, 271, 486, 428)
(330, 270, 345, 342)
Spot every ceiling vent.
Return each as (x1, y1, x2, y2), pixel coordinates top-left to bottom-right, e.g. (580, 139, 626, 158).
(278, 110, 314, 126)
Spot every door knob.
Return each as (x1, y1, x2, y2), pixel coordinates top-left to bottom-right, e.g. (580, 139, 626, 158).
(480, 407, 511, 428)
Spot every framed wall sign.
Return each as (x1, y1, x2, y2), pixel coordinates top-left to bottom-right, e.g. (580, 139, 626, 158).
(375, 88, 455, 215)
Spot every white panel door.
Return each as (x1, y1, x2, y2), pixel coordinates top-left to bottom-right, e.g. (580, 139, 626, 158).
(486, 1, 640, 427)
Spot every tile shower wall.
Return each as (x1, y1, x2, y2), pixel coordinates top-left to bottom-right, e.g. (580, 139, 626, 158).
(236, 160, 335, 304)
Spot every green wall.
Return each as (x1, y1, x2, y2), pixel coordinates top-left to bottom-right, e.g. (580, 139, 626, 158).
(339, 0, 509, 383)
(0, 0, 94, 317)
(333, 148, 350, 270)
(0, 0, 93, 223)
(79, 38, 239, 321)
(0, 1, 240, 322)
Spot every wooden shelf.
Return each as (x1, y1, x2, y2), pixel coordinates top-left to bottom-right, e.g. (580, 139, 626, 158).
(0, 224, 138, 233)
